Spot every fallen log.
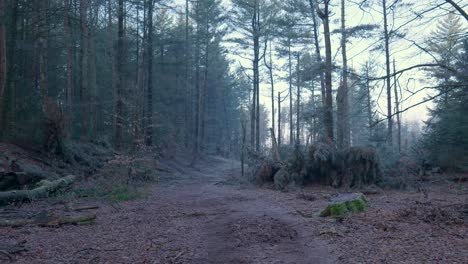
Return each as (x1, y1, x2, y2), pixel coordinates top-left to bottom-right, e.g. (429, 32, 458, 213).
(0, 175, 76, 204)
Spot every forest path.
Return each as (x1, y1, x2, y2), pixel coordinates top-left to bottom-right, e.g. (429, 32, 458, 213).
(1, 156, 335, 263)
(146, 155, 335, 263)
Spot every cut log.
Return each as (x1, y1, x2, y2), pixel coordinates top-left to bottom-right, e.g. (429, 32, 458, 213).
(0, 175, 76, 204)
(320, 193, 367, 217)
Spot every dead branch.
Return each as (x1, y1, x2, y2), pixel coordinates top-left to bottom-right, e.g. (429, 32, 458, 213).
(352, 63, 457, 81)
(444, 0, 468, 21)
(71, 205, 100, 212)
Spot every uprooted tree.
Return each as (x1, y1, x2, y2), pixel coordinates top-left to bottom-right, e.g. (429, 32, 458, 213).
(252, 137, 383, 190)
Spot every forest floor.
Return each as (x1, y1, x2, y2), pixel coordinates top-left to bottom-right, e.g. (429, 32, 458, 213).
(1, 151, 467, 263)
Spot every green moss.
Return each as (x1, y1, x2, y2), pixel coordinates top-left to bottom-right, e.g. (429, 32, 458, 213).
(348, 199, 366, 212)
(320, 193, 368, 217)
(329, 203, 348, 216)
(64, 184, 147, 203)
(106, 185, 148, 202)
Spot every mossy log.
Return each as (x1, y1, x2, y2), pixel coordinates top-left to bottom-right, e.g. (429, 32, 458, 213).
(0, 175, 76, 204)
(320, 193, 367, 217)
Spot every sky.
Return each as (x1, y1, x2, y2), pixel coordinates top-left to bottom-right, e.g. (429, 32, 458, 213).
(173, 0, 468, 127)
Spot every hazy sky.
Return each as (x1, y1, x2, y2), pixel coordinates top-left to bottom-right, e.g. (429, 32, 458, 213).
(172, 0, 468, 126)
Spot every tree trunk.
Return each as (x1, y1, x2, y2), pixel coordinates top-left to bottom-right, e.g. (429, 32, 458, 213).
(319, 1, 334, 141)
(270, 128, 280, 162)
(38, 0, 49, 115)
(64, 0, 73, 138)
(108, 0, 116, 136)
(194, 0, 201, 154)
(115, 0, 125, 149)
(2, 0, 18, 140)
(393, 59, 401, 153)
(277, 92, 281, 147)
(337, 0, 350, 149)
(296, 54, 300, 145)
(383, 0, 393, 147)
(366, 62, 372, 141)
(254, 0, 260, 151)
(89, 4, 98, 138)
(200, 16, 210, 151)
(288, 39, 293, 145)
(241, 120, 246, 176)
(309, 0, 326, 106)
(184, 0, 190, 148)
(311, 82, 316, 143)
(80, 0, 89, 141)
(145, 0, 154, 146)
(264, 40, 275, 141)
(0, 0, 6, 137)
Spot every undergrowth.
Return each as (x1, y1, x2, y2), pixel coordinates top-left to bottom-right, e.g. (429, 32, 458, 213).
(75, 184, 147, 202)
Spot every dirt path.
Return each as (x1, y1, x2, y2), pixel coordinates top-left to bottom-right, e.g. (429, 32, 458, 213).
(1, 156, 335, 264)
